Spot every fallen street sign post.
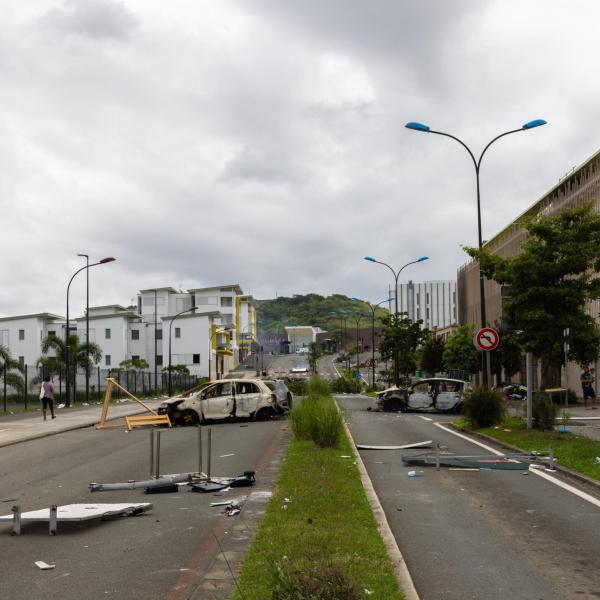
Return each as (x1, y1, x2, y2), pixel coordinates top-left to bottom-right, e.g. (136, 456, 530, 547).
(473, 327, 500, 352)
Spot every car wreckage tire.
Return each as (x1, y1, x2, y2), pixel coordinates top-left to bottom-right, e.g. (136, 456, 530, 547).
(255, 407, 275, 421)
(180, 409, 200, 426)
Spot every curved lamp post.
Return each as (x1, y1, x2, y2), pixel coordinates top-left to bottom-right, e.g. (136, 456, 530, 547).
(353, 297, 395, 387)
(363, 256, 428, 385)
(167, 306, 198, 397)
(405, 118, 546, 386)
(65, 257, 115, 407)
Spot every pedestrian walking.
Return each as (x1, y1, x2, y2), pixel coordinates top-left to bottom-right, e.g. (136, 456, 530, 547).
(580, 367, 596, 409)
(40, 375, 56, 420)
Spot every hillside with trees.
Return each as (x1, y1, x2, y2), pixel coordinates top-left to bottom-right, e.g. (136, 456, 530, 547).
(255, 294, 390, 333)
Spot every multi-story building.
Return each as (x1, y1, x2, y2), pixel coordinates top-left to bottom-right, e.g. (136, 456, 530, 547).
(458, 146, 600, 385)
(0, 283, 256, 383)
(395, 280, 458, 330)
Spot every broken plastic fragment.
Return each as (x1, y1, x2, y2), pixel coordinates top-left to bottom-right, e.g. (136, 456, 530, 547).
(35, 561, 55, 570)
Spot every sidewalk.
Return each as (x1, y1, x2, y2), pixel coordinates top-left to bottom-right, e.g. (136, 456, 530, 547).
(0, 398, 164, 448)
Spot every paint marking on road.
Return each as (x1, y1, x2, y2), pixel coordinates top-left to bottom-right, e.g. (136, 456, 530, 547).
(528, 467, 600, 508)
(418, 416, 433, 422)
(435, 422, 600, 509)
(434, 422, 504, 455)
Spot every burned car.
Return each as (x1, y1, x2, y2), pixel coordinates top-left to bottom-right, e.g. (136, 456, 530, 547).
(376, 377, 470, 413)
(158, 378, 279, 425)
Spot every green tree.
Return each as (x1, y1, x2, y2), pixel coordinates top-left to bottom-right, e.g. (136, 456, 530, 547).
(491, 331, 522, 383)
(40, 334, 103, 374)
(308, 342, 321, 374)
(380, 313, 428, 385)
(442, 325, 480, 374)
(162, 364, 190, 375)
(466, 204, 600, 387)
(419, 334, 445, 375)
(119, 357, 149, 371)
(0, 344, 26, 394)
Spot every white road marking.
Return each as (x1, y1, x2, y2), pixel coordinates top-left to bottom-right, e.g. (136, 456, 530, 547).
(435, 422, 600, 508)
(434, 422, 503, 455)
(528, 467, 600, 508)
(418, 416, 433, 422)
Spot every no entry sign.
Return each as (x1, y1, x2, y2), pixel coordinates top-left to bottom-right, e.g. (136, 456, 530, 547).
(474, 327, 500, 352)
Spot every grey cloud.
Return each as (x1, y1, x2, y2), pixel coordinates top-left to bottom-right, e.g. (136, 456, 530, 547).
(38, 0, 138, 41)
(219, 146, 304, 185)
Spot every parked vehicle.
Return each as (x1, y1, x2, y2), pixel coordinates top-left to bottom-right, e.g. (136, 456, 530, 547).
(376, 377, 470, 413)
(158, 378, 278, 425)
(262, 379, 293, 414)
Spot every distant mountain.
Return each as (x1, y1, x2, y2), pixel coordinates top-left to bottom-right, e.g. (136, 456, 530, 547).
(255, 294, 391, 333)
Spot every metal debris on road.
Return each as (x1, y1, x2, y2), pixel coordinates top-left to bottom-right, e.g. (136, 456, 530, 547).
(34, 561, 55, 570)
(357, 440, 432, 450)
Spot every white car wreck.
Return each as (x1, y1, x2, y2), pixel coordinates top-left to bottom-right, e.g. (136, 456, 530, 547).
(158, 379, 279, 425)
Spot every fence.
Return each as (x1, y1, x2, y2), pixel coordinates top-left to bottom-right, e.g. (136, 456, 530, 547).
(1, 364, 199, 412)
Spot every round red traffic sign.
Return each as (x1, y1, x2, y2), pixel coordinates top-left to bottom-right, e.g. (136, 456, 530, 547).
(474, 327, 500, 351)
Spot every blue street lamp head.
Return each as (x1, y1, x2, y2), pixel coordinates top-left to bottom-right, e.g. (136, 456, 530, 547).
(363, 256, 376, 262)
(522, 119, 547, 130)
(387, 297, 395, 302)
(405, 121, 430, 132)
(418, 256, 429, 262)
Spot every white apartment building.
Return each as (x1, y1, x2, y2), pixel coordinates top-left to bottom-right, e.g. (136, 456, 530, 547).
(0, 283, 257, 381)
(0, 313, 64, 367)
(395, 280, 457, 330)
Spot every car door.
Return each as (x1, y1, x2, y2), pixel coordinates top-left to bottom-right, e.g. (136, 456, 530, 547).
(235, 381, 263, 417)
(203, 382, 234, 419)
(407, 381, 435, 410)
(436, 380, 462, 411)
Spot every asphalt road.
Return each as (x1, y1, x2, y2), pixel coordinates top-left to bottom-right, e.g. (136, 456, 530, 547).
(338, 395, 600, 600)
(0, 419, 285, 600)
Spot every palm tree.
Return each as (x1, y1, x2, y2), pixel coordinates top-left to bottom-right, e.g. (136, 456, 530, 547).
(39, 335, 103, 403)
(0, 344, 26, 395)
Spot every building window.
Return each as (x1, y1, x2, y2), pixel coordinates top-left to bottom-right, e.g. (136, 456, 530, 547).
(426, 293, 430, 304)
(105, 328, 111, 339)
(175, 327, 181, 338)
(132, 355, 140, 361)
(426, 308, 430, 319)
(220, 297, 233, 307)
(131, 329, 140, 340)
(18, 329, 25, 340)
(156, 329, 162, 340)
(193, 354, 200, 364)
(48, 331, 56, 337)
(18, 356, 24, 366)
(156, 355, 163, 366)
(105, 355, 111, 366)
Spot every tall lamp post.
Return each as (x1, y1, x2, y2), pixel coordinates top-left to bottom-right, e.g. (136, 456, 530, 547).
(353, 297, 394, 388)
(363, 255, 429, 385)
(167, 306, 198, 397)
(76, 254, 90, 405)
(405, 118, 547, 386)
(153, 290, 158, 394)
(65, 257, 115, 407)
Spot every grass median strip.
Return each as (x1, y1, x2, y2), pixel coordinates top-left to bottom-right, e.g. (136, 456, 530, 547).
(455, 416, 600, 481)
(234, 378, 403, 600)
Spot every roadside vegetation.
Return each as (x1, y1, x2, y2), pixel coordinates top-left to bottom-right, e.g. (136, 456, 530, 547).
(234, 376, 403, 599)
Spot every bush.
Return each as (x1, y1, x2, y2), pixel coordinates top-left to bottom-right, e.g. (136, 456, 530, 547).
(285, 379, 308, 396)
(307, 375, 331, 398)
(533, 391, 559, 430)
(290, 396, 343, 448)
(273, 561, 362, 600)
(463, 386, 505, 428)
(330, 376, 362, 394)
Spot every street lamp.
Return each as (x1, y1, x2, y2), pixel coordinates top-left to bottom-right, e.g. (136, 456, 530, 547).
(405, 118, 547, 386)
(76, 254, 90, 405)
(167, 305, 198, 397)
(363, 255, 429, 385)
(65, 257, 115, 407)
(353, 297, 394, 388)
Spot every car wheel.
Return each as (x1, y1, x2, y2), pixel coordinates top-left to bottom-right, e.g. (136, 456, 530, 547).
(180, 409, 200, 426)
(255, 407, 274, 421)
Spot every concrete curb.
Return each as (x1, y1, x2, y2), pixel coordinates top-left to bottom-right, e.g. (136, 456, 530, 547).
(449, 423, 600, 491)
(342, 418, 420, 600)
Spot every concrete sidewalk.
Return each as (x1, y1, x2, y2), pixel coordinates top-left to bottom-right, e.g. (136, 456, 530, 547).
(0, 398, 164, 448)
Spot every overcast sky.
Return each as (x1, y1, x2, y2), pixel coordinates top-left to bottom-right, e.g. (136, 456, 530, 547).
(1, 0, 599, 317)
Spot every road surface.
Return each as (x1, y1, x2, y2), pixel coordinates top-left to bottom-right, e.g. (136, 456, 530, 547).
(338, 394, 600, 600)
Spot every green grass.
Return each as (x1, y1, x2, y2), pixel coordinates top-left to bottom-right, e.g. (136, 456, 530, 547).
(457, 416, 600, 481)
(233, 433, 403, 600)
